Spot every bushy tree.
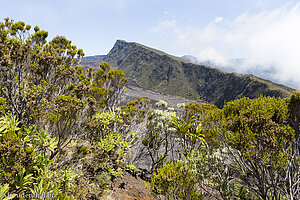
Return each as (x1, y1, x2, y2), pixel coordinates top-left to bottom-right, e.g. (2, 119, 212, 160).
(288, 90, 300, 137)
(217, 97, 295, 200)
(149, 97, 299, 200)
(142, 102, 177, 171)
(150, 161, 202, 200)
(0, 18, 132, 199)
(0, 18, 127, 159)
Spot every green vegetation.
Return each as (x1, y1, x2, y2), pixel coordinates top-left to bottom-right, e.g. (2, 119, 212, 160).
(150, 161, 202, 200)
(104, 40, 294, 108)
(1, 18, 300, 200)
(145, 94, 300, 200)
(0, 18, 143, 199)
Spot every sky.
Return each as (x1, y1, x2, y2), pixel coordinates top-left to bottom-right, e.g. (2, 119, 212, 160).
(1, 0, 300, 88)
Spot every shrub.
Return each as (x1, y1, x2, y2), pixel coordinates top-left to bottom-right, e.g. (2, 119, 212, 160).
(150, 161, 202, 200)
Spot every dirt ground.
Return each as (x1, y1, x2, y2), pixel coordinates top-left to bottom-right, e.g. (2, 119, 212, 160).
(105, 172, 156, 200)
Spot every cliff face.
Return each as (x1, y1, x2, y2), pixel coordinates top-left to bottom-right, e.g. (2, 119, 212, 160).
(104, 40, 294, 107)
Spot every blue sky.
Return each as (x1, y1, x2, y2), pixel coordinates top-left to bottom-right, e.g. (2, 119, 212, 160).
(1, 0, 300, 88)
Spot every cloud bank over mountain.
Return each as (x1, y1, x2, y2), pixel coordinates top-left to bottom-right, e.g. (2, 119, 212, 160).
(152, 2, 300, 89)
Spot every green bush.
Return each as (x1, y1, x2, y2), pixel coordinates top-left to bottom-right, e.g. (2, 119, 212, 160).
(0, 114, 77, 199)
(218, 96, 295, 200)
(150, 161, 202, 200)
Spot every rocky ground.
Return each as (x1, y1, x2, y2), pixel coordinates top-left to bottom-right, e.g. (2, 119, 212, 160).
(106, 172, 156, 200)
(121, 79, 197, 109)
(102, 80, 201, 200)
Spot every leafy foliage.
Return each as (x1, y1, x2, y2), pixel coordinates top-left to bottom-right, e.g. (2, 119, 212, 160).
(150, 161, 202, 200)
(142, 103, 177, 171)
(0, 184, 16, 200)
(149, 96, 300, 200)
(0, 114, 77, 199)
(0, 18, 127, 157)
(0, 18, 131, 199)
(211, 96, 296, 200)
(2, 18, 300, 200)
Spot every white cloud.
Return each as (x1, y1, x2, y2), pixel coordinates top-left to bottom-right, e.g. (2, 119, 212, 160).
(193, 47, 230, 66)
(153, 2, 300, 89)
(214, 17, 223, 23)
(151, 12, 181, 34)
(151, 19, 178, 33)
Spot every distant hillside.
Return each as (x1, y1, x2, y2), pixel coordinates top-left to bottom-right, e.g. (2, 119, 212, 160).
(104, 40, 294, 107)
(79, 54, 196, 107)
(81, 55, 106, 69)
(82, 55, 106, 60)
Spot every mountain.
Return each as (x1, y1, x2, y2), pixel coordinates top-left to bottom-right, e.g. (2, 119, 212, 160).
(81, 55, 106, 69)
(80, 54, 196, 108)
(104, 40, 294, 108)
(82, 55, 106, 60)
(182, 55, 299, 89)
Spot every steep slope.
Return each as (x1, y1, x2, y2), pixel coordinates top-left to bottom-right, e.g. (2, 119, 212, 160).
(104, 40, 294, 107)
(81, 55, 106, 69)
(80, 55, 197, 108)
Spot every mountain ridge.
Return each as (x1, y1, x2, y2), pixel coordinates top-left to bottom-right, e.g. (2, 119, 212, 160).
(102, 40, 294, 107)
